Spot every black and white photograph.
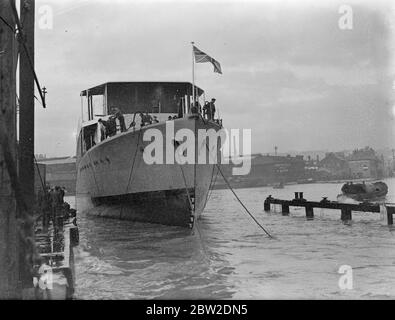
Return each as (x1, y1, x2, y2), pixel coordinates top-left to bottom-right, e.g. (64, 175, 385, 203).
(1, 0, 395, 305)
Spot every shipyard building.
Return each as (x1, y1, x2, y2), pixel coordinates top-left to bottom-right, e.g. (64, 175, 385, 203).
(36, 156, 77, 195)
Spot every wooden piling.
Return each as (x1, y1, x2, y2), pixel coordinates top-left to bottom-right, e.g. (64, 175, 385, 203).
(305, 205, 314, 220)
(18, 0, 36, 287)
(282, 204, 290, 216)
(264, 200, 271, 212)
(0, 0, 20, 299)
(19, 0, 35, 209)
(387, 206, 394, 226)
(341, 208, 352, 221)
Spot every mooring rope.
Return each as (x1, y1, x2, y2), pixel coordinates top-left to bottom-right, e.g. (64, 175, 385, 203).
(214, 161, 275, 239)
(124, 129, 143, 193)
(119, 128, 143, 218)
(177, 161, 211, 263)
(193, 214, 211, 265)
(197, 113, 275, 238)
(178, 163, 194, 211)
(9, 0, 46, 108)
(205, 165, 219, 206)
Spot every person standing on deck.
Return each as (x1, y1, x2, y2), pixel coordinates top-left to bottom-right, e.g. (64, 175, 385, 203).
(144, 112, 153, 125)
(190, 101, 198, 114)
(42, 185, 51, 227)
(203, 101, 210, 120)
(111, 107, 127, 133)
(49, 187, 59, 223)
(106, 116, 117, 137)
(177, 98, 183, 118)
(59, 186, 65, 204)
(209, 98, 216, 120)
(54, 186, 63, 220)
(37, 188, 47, 228)
(98, 118, 106, 140)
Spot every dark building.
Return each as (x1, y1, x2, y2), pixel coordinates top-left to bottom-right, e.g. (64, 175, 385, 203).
(249, 154, 305, 183)
(348, 147, 384, 179)
(217, 153, 306, 189)
(315, 147, 387, 180)
(318, 152, 350, 179)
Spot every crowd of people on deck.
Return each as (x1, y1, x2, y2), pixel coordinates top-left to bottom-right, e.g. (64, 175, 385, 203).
(188, 98, 217, 121)
(97, 107, 126, 140)
(203, 98, 216, 120)
(95, 98, 218, 142)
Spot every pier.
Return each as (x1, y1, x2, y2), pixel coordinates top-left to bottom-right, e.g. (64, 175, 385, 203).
(264, 192, 395, 225)
(32, 208, 79, 300)
(0, 0, 78, 299)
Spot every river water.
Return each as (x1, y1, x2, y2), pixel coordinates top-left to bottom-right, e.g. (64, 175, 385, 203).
(67, 177, 395, 299)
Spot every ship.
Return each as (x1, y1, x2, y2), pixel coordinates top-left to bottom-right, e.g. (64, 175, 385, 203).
(339, 181, 388, 202)
(75, 82, 224, 228)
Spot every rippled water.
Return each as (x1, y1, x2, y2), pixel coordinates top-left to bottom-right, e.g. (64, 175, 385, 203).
(68, 177, 395, 299)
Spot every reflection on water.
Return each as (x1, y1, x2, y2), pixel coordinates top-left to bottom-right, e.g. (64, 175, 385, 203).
(68, 177, 395, 299)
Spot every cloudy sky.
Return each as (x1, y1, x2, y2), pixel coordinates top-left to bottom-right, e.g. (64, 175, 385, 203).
(33, 0, 395, 157)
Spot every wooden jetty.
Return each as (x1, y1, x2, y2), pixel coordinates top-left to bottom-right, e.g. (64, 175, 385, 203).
(0, 0, 79, 300)
(31, 208, 79, 300)
(264, 192, 395, 225)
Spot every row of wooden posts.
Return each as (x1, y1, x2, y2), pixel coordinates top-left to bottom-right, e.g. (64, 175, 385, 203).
(264, 192, 395, 225)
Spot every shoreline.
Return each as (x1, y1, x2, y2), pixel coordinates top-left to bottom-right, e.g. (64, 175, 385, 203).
(213, 176, 390, 190)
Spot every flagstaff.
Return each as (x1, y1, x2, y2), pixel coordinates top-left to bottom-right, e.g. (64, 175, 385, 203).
(191, 41, 195, 107)
(191, 42, 222, 112)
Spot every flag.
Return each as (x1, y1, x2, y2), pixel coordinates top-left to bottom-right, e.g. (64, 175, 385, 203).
(193, 45, 222, 74)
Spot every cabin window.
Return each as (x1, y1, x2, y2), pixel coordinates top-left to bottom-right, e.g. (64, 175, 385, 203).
(80, 83, 204, 128)
(92, 95, 105, 117)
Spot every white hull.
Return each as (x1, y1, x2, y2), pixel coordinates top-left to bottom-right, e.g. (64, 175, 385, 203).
(76, 116, 221, 227)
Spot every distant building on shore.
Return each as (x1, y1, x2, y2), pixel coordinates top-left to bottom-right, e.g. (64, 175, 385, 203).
(318, 152, 349, 179)
(316, 147, 385, 180)
(36, 156, 76, 195)
(217, 153, 306, 188)
(249, 154, 305, 183)
(347, 147, 384, 179)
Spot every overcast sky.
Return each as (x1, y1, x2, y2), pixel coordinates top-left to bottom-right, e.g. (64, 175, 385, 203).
(33, 0, 395, 157)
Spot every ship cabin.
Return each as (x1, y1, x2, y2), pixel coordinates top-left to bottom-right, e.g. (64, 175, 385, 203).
(77, 82, 205, 155)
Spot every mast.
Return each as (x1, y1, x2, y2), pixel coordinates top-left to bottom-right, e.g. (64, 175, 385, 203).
(191, 41, 195, 110)
(0, 0, 21, 298)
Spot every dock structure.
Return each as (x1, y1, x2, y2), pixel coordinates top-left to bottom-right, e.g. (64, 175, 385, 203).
(0, 0, 78, 299)
(31, 207, 79, 300)
(264, 192, 395, 225)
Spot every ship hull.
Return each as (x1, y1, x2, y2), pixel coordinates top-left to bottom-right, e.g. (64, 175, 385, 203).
(76, 116, 222, 227)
